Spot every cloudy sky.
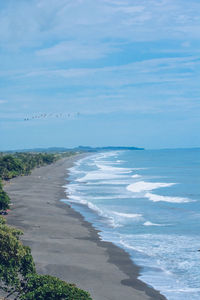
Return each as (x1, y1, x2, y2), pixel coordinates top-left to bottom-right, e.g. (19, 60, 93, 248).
(0, 0, 200, 150)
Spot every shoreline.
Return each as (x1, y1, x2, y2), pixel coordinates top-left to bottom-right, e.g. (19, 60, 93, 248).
(5, 154, 166, 300)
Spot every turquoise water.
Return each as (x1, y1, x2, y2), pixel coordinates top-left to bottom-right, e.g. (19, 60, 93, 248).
(62, 149, 200, 300)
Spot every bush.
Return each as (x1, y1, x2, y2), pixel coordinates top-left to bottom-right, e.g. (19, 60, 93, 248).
(0, 219, 35, 298)
(0, 189, 10, 210)
(0, 153, 58, 180)
(0, 179, 10, 211)
(20, 274, 92, 300)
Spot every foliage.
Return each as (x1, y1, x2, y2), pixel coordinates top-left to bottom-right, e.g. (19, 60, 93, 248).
(0, 218, 35, 298)
(20, 274, 92, 300)
(0, 153, 58, 211)
(0, 179, 10, 211)
(0, 152, 92, 299)
(0, 153, 58, 180)
(0, 216, 6, 224)
(0, 189, 10, 211)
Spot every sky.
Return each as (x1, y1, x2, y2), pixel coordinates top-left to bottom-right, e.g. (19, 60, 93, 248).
(0, 0, 200, 150)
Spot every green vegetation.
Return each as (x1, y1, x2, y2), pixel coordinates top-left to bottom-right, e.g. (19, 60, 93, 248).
(0, 180, 10, 210)
(0, 151, 92, 299)
(0, 217, 35, 299)
(0, 153, 58, 180)
(0, 152, 78, 211)
(20, 274, 92, 300)
(0, 217, 92, 299)
(0, 152, 61, 212)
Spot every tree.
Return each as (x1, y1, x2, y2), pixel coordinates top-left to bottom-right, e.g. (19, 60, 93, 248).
(0, 218, 35, 299)
(20, 274, 92, 300)
(0, 180, 10, 211)
(0, 156, 23, 180)
(0, 153, 58, 180)
(0, 190, 10, 211)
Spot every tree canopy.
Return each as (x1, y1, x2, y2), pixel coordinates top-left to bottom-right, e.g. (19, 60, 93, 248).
(20, 274, 92, 300)
(0, 153, 59, 211)
(0, 217, 35, 298)
(0, 153, 58, 180)
(0, 182, 10, 210)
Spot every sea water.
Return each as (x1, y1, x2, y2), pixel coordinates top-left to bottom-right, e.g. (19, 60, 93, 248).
(62, 149, 200, 300)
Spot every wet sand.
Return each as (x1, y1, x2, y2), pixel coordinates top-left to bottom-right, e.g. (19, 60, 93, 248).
(5, 155, 166, 300)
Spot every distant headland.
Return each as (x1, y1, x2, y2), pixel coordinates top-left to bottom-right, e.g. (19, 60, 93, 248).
(3, 146, 145, 153)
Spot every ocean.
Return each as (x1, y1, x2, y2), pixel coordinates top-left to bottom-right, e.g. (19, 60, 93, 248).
(62, 149, 200, 300)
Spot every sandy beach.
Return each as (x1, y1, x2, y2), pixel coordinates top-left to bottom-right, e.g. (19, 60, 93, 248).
(4, 154, 166, 300)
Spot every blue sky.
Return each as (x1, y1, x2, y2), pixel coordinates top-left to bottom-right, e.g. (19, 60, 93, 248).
(0, 0, 200, 150)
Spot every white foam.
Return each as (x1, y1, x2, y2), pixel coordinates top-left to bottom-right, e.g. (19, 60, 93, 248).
(67, 194, 82, 202)
(96, 163, 132, 174)
(113, 211, 143, 219)
(143, 221, 164, 226)
(86, 179, 130, 185)
(94, 151, 121, 160)
(66, 195, 122, 228)
(118, 239, 149, 255)
(132, 174, 141, 178)
(66, 184, 80, 194)
(76, 172, 126, 182)
(164, 287, 200, 293)
(132, 168, 147, 170)
(70, 155, 90, 168)
(76, 162, 131, 182)
(127, 181, 176, 193)
(146, 192, 192, 203)
(66, 194, 143, 228)
(91, 195, 128, 200)
(68, 195, 105, 216)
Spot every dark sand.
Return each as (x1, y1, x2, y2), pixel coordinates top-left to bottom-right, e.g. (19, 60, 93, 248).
(5, 155, 166, 300)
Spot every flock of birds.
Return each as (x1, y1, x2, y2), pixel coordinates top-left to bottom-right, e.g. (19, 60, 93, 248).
(24, 112, 80, 121)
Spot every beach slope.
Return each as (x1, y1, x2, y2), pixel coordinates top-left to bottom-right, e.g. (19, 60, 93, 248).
(5, 155, 166, 300)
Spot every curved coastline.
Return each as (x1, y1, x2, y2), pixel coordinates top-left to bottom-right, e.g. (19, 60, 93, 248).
(5, 154, 166, 300)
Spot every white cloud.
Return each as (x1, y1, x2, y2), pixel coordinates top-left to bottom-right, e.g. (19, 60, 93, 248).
(21, 55, 200, 84)
(1, 0, 200, 51)
(0, 0, 200, 119)
(36, 40, 120, 61)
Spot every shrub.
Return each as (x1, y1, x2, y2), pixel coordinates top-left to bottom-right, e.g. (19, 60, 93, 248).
(0, 190, 10, 211)
(0, 219, 35, 298)
(20, 274, 92, 300)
